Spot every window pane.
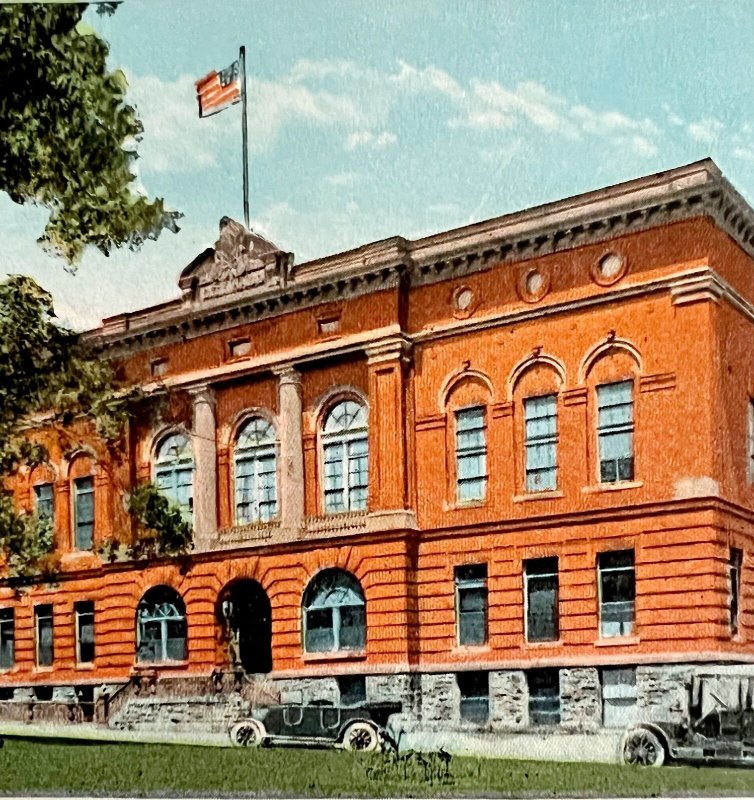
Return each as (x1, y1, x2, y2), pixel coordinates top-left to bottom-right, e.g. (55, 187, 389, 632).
(166, 619, 187, 661)
(35, 606, 54, 667)
(306, 608, 334, 652)
(339, 605, 366, 650)
(528, 669, 560, 725)
(458, 672, 489, 723)
(599, 551, 635, 638)
(0, 610, 14, 670)
(34, 483, 54, 521)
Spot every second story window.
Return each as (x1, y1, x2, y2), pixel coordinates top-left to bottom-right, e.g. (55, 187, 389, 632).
(730, 548, 743, 637)
(597, 381, 634, 483)
(455, 564, 487, 646)
(598, 549, 635, 638)
(75, 601, 95, 665)
(455, 407, 487, 503)
(33, 483, 54, 522)
(154, 433, 194, 522)
(524, 395, 558, 492)
(0, 609, 14, 670)
(73, 477, 94, 551)
(525, 557, 559, 642)
(35, 604, 54, 667)
(234, 417, 278, 524)
(322, 400, 368, 514)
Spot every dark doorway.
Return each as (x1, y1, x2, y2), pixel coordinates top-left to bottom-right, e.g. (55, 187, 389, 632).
(218, 580, 272, 674)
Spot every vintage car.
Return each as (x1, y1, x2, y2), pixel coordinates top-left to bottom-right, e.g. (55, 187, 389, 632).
(622, 709, 754, 767)
(229, 701, 401, 751)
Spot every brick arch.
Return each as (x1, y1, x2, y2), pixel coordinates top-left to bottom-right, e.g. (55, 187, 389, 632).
(439, 367, 494, 412)
(62, 449, 97, 480)
(308, 385, 369, 435)
(219, 407, 278, 450)
(508, 353, 566, 401)
(579, 338, 642, 383)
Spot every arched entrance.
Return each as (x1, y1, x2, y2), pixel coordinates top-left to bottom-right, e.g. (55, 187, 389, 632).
(217, 580, 272, 674)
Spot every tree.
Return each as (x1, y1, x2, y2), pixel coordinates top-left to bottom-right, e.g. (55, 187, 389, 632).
(0, 3, 181, 265)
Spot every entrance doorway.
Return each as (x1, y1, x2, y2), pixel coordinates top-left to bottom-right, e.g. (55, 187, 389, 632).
(218, 580, 272, 674)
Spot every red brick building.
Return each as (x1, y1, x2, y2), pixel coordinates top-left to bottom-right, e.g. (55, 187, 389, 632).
(3, 159, 754, 736)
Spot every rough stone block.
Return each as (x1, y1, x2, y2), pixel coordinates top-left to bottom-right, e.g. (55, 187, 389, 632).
(560, 667, 601, 732)
(490, 670, 528, 730)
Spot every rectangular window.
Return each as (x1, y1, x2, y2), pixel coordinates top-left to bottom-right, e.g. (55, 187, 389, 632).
(338, 675, 366, 707)
(455, 564, 487, 646)
(601, 667, 638, 728)
(598, 550, 635, 638)
(35, 605, 54, 667)
(457, 671, 489, 724)
(455, 406, 487, 503)
(528, 668, 560, 726)
(0, 609, 14, 670)
(748, 400, 754, 484)
(524, 395, 558, 492)
(597, 381, 634, 483)
(730, 548, 743, 636)
(228, 338, 252, 359)
(525, 557, 559, 642)
(33, 483, 54, 522)
(73, 476, 94, 551)
(150, 358, 168, 378)
(75, 601, 95, 665)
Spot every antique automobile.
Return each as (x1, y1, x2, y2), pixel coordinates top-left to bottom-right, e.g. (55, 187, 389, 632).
(229, 701, 401, 751)
(622, 674, 754, 767)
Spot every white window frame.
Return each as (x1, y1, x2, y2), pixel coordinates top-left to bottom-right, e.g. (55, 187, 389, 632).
(136, 590, 187, 664)
(596, 380, 635, 484)
(302, 570, 366, 654)
(455, 564, 488, 647)
(524, 556, 559, 643)
(153, 432, 195, 523)
(34, 604, 54, 668)
(234, 416, 279, 524)
(730, 548, 743, 637)
(72, 475, 94, 551)
(0, 609, 14, 671)
(597, 550, 635, 638)
(454, 405, 488, 503)
(33, 482, 54, 523)
(524, 394, 558, 492)
(74, 601, 95, 665)
(321, 400, 369, 514)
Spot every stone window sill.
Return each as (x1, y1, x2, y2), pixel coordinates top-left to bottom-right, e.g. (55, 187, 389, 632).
(524, 639, 563, 648)
(446, 500, 488, 512)
(594, 636, 640, 647)
(33, 666, 54, 674)
(302, 650, 367, 663)
(452, 644, 491, 655)
(75, 662, 96, 670)
(513, 491, 564, 503)
(134, 660, 189, 669)
(582, 481, 643, 495)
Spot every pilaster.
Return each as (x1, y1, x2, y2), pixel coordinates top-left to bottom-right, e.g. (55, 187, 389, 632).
(190, 385, 218, 538)
(275, 366, 305, 532)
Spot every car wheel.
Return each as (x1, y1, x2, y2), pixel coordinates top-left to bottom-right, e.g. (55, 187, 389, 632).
(341, 721, 380, 752)
(230, 719, 267, 747)
(621, 727, 666, 767)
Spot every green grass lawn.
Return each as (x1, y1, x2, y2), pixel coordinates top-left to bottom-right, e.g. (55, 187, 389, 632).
(2, 737, 754, 797)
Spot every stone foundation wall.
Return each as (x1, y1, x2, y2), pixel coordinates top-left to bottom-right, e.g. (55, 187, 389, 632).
(110, 694, 249, 733)
(636, 665, 694, 724)
(490, 670, 528, 730)
(560, 668, 601, 732)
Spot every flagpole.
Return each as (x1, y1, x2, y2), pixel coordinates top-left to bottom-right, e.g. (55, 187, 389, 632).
(240, 45, 250, 229)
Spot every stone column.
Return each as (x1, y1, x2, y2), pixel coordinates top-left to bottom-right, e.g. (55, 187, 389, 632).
(190, 385, 217, 539)
(275, 366, 305, 531)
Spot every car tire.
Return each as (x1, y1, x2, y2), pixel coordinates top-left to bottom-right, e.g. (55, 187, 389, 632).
(341, 721, 380, 752)
(621, 726, 666, 767)
(230, 719, 267, 748)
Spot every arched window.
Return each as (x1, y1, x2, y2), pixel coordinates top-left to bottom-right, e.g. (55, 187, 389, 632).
(136, 586, 187, 663)
(154, 432, 194, 521)
(234, 417, 278, 524)
(321, 400, 368, 514)
(303, 569, 365, 653)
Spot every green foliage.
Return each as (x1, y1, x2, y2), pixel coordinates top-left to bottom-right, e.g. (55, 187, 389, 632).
(0, 495, 58, 583)
(0, 3, 181, 265)
(99, 483, 193, 562)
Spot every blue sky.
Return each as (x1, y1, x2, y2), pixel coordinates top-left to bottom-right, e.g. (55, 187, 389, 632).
(4, 0, 754, 328)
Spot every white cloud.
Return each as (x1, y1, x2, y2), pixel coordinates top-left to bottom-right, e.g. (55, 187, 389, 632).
(687, 117, 724, 144)
(345, 130, 397, 150)
(733, 146, 754, 162)
(324, 172, 362, 186)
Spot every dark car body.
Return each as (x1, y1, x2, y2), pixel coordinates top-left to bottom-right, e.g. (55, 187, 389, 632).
(245, 701, 401, 747)
(643, 709, 754, 765)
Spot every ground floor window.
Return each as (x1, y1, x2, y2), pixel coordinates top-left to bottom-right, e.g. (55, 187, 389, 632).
(0, 609, 13, 670)
(338, 675, 366, 707)
(136, 586, 187, 663)
(601, 667, 638, 728)
(75, 601, 95, 665)
(34, 605, 54, 667)
(528, 668, 560, 726)
(457, 671, 489, 724)
(598, 549, 635, 638)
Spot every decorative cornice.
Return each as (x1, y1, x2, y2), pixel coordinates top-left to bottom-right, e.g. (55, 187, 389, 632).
(85, 159, 754, 357)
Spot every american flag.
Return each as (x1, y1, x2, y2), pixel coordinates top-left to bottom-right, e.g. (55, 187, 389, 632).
(195, 60, 241, 118)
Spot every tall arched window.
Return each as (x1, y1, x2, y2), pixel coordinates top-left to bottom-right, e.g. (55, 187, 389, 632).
(234, 416, 278, 524)
(136, 586, 187, 663)
(303, 569, 365, 653)
(154, 432, 194, 521)
(321, 399, 368, 514)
